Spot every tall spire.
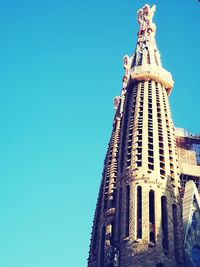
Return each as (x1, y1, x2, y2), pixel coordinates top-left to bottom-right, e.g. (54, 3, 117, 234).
(88, 5, 184, 267)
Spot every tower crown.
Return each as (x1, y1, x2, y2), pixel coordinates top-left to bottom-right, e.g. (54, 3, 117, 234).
(129, 4, 174, 95)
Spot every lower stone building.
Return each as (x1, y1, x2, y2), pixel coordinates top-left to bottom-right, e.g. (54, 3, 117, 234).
(176, 128, 200, 194)
(183, 181, 200, 267)
(176, 128, 200, 266)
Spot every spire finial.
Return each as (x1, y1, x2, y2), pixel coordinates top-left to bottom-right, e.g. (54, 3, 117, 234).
(137, 4, 156, 34)
(137, 5, 156, 50)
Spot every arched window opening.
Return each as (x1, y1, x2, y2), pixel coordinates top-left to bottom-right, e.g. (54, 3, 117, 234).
(100, 226, 106, 267)
(172, 204, 179, 263)
(156, 263, 164, 267)
(125, 185, 130, 237)
(161, 196, 169, 254)
(137, 186, 142, 238)
(149, 190, 155, 243)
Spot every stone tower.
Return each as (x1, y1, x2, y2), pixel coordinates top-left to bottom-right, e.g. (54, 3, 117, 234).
(88, 5, 184, 267)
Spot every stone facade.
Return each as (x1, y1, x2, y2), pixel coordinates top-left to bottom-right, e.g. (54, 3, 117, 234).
(88, 5, 185, 267)
(175, 130, 200, 266)
(183, 181, 200, 267)
(176, 128, 200, 194)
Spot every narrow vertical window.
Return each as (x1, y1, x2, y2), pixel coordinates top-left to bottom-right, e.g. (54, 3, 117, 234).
(147, 50, 150, 64)
(137, 186, 142, 238)
(100, 226, 106, 267)
(161, 196, 169, 254)
(149, 190, 155, 243)
(138, 53, 143, 65)
(172, 204, 179, 263)
(125, 185, 130, 237)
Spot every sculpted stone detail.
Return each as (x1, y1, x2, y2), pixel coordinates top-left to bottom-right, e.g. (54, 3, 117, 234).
(114, 54, 132, 111)
(137, 4, 156, 28)
(137, 4, 156, 50)
(123, 55, 132, 88)
(123, 55, 131, 74)
(114, 96, 120, 110)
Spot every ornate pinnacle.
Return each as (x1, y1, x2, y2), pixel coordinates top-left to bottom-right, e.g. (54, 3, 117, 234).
(137, 4, 156, 36)
(137, 5, 156, 50)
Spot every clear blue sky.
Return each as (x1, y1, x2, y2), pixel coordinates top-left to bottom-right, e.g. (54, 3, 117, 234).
(0, 1, 199, 267)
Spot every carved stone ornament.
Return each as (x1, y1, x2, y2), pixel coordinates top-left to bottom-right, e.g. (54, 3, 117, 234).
(114, 96, 120, 110)
(137, 5, 156, 50)
(122, 55, 132, 88)
(137, 4, 156, 34)
(123, 55, 131, 71)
